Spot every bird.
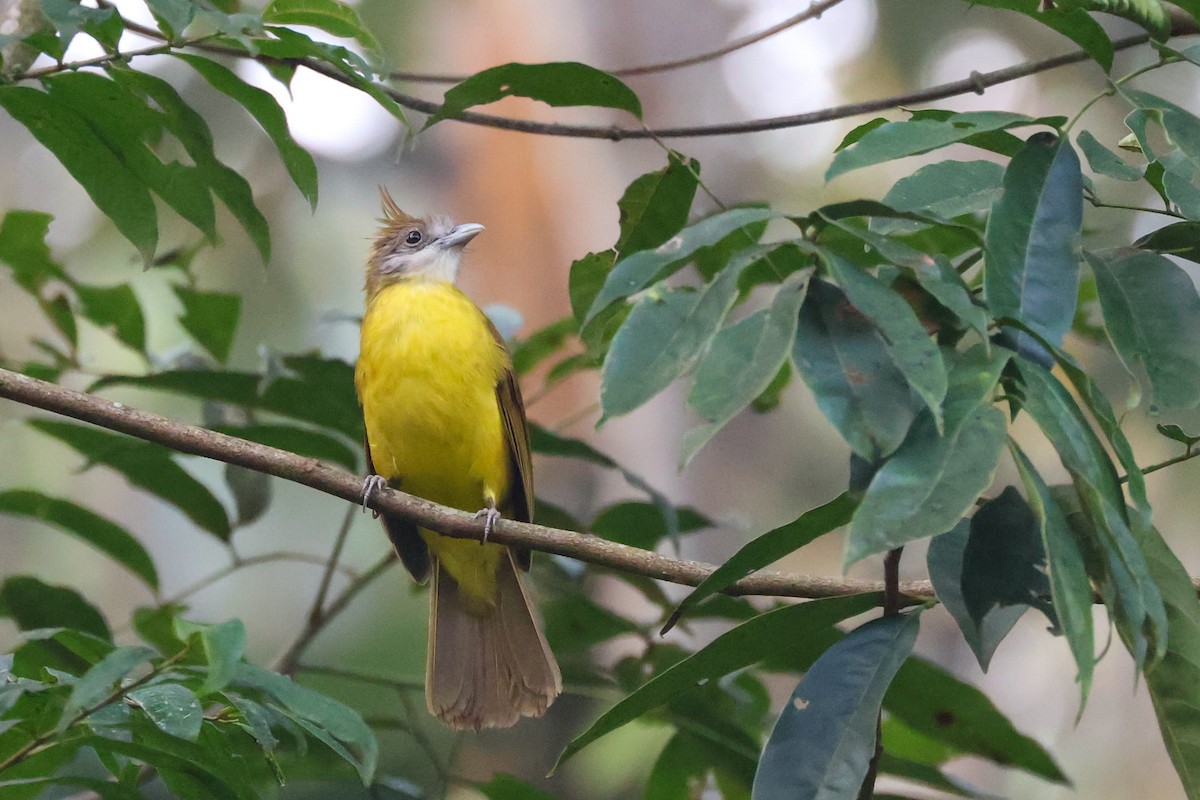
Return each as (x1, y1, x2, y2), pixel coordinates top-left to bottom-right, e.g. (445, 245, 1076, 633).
(354, 188, 561, 730)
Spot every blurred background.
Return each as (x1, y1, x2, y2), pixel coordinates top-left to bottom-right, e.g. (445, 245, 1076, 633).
(3, 0, 1200, 797)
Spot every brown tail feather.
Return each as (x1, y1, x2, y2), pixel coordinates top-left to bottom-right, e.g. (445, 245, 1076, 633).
(426, 550, 561, 730)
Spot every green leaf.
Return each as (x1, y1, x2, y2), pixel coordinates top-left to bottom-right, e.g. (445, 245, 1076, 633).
(476, 775, 560, 800)
(1157, 423, 1200, 448)
(144, 0, 197, 40)
(681, 272, 808, 465)
(585, 207, 779, 324)
(0, 576, 110, 641)
(1078, 130, 1144, 181)
(927, 519, 1025, 673)
(552, 593, 880, 772)
(885, 658, 1067, 782)
(129, 683, 204, 741)
(1138, 523, 1200, 799)
(827, 112, 1053, 180)
(1016, 360, 1166, 668)
(172, 54, 318, 209)
(792, 279, 920, 460)
(262, 0, 380, 54)
(972, 0, 1115, 69)
(960, 487, 1053, 627)
(39, 0, 123, 51)
(1086, 248, 1200, 410)
(985, 133, 1083, 366)
(59, 646, 156, 729)
(0, 86, 158, 263)
(1010, 441, 1095, 700)
(75, 283, 146, 354)
(0, 211, 65, 292)
(753, 612, 922, 800)
(877, 159, 1005, 231)
(822, 254, 948, 431)
(542, 593, 640, 653)
(107, 66, 271, 262)
(845, 346, 1009, 567)
(616, 153, 699, 255)
(1135, 221, 1200, 266)
(427, 62, 642, 127)
(173, 285, 242, 363)
(589, 501, 709, 550)
(233, 663, 377, 784)
(0, 490, 157, 590)
(175, 619, 246, 694)
(510, 317, 576, 376)
(29, 420, 232, 541)
(600, 246, 770, 418)
(665, 493, 856, 633)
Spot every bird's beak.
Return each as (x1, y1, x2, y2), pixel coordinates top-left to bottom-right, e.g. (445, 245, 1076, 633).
(438, 223, 485, 249)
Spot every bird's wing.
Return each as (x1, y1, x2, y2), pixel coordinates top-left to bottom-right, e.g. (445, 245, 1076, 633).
(487, 317, 534, 571)
(365, 436, 431, 583)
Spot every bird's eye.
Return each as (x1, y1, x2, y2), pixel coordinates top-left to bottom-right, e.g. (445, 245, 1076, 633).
(405, 230, 423, 246)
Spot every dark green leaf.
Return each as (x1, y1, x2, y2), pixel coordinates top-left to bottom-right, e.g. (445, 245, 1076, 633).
(75, 283, 146, 354)
(0, 211, 65, 292)
(792, 279, 919, 460)
(885, 658, 1067, 782)
(822, 255, 948, 432)
(129, 683, 203, 741)
(927, 519, 1025, 672)
(681, 272, 808, 465)
(29, 420, 232, 541)
(0, 576, 109, 641)
(616, 153, 699, 255)
(133, 604, 188, 657)
(985, 133, 1083, 365)
(1086, 248, 1200, 410)
(0, 490, 157, 589)
(427, 62, 641, 127)
(590, 501, 709, 550)
(0, 86, 157, 262)
(665, 493, 856, 633)
(476, 775, 559, 800)
(1135, 221, 1200, 266)
(262, 0, 380, 54)
(960, 487, 1053, 625)
(552, 593, 880, 772)
(144, 0, 197, 40)
(543, 593, 640, 653)
(173, 285, 242, 363)
(828, 112, 1053, 180)
(754, 613, 921, 800)
(175, 619, 246, 694)
(510, 317, 576, 376)
(972, 0, 1115, 69)
(877, 753, 975, 797)
(1078, 130, 1144, 181)
(1156, 423, 1200, 447)
(585, 207, 779, 324)
(1010, 442, 1095, 700)
(59, 646, 156, 728)
(878, 159, 1005, 231)
(173, 54, 318, 209)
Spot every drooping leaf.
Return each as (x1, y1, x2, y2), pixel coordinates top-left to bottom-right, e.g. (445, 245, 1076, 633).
(1078, 130, 1144, 181)
(172, 54, 318, 209)
(0, 490, 157, 590)
(985, 133, 1083, 366)
(0, 86, 158, 263)
(665, 493, 857, 633)
(752, 612, 922, 800)
(845, 347, 1010, 567)
(0, 576, 110, 641)
(74, 283, 146, 354)
(1156, 423, 1200, 448)
(927, 519, 1025, 672)
(552, 593, 880, 772)
(128, 683, 204, 741)
(960, 487, 1054, 627)
(175, 619, 246, 694)
(173, 285, 242, 363)
(681, 272, 808, 465)
(616, 153, 700, 256)
(28, 420, 232, 541)
(427, 62, 642, 127)
(1135, 221, 1200, 266)
(971, 0, 1115, 69)
(585, 207, 779, 324)
(828, 112, 1055, 180)
(59, 646, 157, 729)
(262, 0, 380, 55)
(1085, 248, 1200, 410)
(144, 0, 197, 40)
(1009, 442, 1095, 700)
(589, 501, 710, 550)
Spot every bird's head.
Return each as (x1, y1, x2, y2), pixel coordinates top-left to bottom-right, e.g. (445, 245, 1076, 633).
(366, 187, 484, 294)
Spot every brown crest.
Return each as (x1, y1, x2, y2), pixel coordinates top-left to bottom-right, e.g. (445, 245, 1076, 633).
(378, 186, 419, 229)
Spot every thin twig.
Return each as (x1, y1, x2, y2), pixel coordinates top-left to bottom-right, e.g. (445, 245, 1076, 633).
(306, 504, 357, 627)
(1124, 448, 1200, 482)
(387, 0, 849, 83)
(160, 551, 358, 606)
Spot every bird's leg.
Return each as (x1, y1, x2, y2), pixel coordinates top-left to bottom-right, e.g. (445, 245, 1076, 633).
(474, 498, 501, 544)
(361, 474, 388, 519)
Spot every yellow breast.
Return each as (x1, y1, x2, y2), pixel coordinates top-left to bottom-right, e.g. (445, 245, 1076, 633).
(356, 280, 511, 600)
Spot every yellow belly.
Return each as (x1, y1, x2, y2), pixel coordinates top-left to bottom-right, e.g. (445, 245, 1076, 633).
(356, 280, 511, 603)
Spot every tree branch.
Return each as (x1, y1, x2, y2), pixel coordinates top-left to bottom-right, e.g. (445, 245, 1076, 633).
(0, 367, 929, 603)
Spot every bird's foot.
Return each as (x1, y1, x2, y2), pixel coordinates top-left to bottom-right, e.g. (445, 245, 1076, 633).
(473, 505, 501, 544)
(361, 474, 388, 519)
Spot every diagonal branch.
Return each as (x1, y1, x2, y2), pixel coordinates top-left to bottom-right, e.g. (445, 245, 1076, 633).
(0, 366, 928, 602)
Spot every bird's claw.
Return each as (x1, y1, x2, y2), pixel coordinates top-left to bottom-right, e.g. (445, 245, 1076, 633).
(362, 474, 388, 519)
(473, 506, 501, 544)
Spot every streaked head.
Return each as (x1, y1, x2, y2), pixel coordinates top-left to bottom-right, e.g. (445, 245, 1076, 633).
(367, 187, 484, 293)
